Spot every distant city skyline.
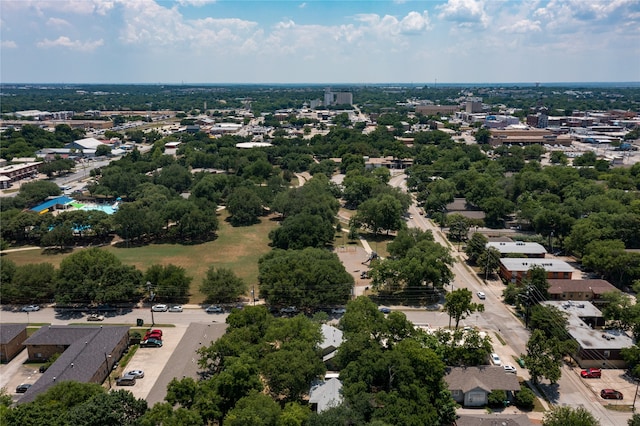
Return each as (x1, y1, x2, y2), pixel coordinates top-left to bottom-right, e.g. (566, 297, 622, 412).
(1, 1, 638, 85)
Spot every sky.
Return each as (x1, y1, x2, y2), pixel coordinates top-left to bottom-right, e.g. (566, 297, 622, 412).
(1, 0, 639, 84)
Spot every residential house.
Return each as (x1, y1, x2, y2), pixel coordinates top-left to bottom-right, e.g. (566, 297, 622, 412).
(320, 324, 343, 364)
(0, 324, 27, 362)
(445, 366, 521, 407)
(455, 414, 534, 426)
(309, 376, 343, 413)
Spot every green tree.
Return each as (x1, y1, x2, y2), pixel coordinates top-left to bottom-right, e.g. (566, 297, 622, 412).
(224, 391, 281, 426)
(629, 414, 640, 426)
(487, 389, 507, 407)
(40, 222, 74, 249)
(477, 246, 501, 280)
(145, 264, 193, 302)
(514, 385, 536, 410)
(474, 128, 491, 144)
(200, 267, 248, 304)
(523, 329, 563, 385)
(269, 213, 335, 250)
(258, 248, 353, 311)
(465, 232, 489, 264)
(542, 406, 599, 426)
(444, 288, 485, 329)
(351, 194, 404, 236)
(4, 262, 56, 303)
(227, 186, 263, 226)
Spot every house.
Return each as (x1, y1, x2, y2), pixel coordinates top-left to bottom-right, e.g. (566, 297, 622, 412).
(486, 241, 547, 258)
(320, 324, 343, 363)
(19, 325, 130, 403)
(543, 301, 633, 369)
(0, 323, 28, 362)
(455, 414, 534, 426)
(309, 376, 343, 412)
(445, 366, 521, 407)
(547, 279, 619, 307)
(499, 258, 574, 283)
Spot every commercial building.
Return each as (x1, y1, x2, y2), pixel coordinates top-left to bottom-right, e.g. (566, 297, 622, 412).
(543, 301, 633, 369)
(486, 241, 547, 258)
(0, 162, 42, 189)
(499, 258, 574, 283)
(415, 104, 460, 116)
(489, 128, 572, 147)
(547, 279, 619, 307)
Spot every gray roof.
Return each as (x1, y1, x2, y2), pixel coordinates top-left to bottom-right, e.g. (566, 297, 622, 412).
(309, 377, 343, 412)
(543, 301, 633, 351)
(499, 258, 574, 273)
(320, 324, 343, 351)
(445, 366, 520, 393)
(19, 326, 129, 403)
(455, 414, 533, 426)
(0, 323, 27, 344)
(487, 241, 547, 255)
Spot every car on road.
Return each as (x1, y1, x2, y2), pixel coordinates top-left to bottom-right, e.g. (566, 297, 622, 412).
(205, 305, 223, 313)
(15, 383, 32, 393)
(87, 314, 105, 321)
(279, 306, 298, 315)
(22, 305, 40, 312)
(581, 368, 602, 378)
(490, 353, 502, 366)
(125, 370, 144, 379)
(168, 305, 183, 312)
(331, 307, 347, 315)
(379, 307, 391, 314)
(477, 291, 486, 300)
(503, 365, 517, 374)
(600, 389, 623, 399)
(140, 338, 163, 348)
(151, 304, 168, 312)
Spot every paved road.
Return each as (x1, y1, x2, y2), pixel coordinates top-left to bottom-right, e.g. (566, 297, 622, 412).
(390, 173, 631, 426)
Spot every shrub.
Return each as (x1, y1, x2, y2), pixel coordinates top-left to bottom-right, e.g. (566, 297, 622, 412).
(514, 385, 536, 410)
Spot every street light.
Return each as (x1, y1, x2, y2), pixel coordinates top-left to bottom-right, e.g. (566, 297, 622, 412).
(147, 281, 155, 326)
(104, 353, 112, 389)
(251, 286, 256, 306)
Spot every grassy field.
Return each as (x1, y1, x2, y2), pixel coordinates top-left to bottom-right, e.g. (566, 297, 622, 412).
(5, 211, 279, 304)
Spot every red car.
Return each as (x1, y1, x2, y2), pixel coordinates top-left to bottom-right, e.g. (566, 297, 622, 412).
(580, 368, 602, 378)
(144, 330, 163, 340)
(601, 389, 623, 400)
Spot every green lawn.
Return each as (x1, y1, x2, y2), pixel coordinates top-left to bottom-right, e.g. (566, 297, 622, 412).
(5, 212, 278, 304)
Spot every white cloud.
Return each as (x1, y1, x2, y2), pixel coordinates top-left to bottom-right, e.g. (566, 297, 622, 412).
(36, 36, 104, 51)
(5, 0, 117, 16)
(400, 11, 431, 34)
(46, 17, 71, 28)
(299, 3, 307, 9)
(499, 19, 541, 34)
(1, 40, 18, 49)
(176, 0, 216, 7)
(437, 0, 488, 28)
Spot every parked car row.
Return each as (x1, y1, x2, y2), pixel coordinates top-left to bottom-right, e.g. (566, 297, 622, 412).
(116, 369, 145, 386)
(140, 329, 163, 348)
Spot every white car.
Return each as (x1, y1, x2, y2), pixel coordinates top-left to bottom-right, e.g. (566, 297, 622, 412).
(125, 370, 144, 379)
(503, 365, 517, 374)
(151, 304, 168, 312)
(331, 307, 347, 315)
(477, 291, 486, 300)
(87, 314, 105, 321)
(168, 305, 183, 312)
(491, 353, 502, 366)
(22, 305, 40, 312)
(205, 305, 223, 313)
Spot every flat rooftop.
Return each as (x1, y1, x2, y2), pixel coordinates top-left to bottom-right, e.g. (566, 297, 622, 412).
(500, 258, 574, 273)
(487, 241, 547, 255)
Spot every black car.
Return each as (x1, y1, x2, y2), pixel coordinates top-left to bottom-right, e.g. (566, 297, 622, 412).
(140, 338, 163, 348)
(16, 383, 32, 393)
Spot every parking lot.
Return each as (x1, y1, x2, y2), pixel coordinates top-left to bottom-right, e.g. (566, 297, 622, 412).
(0, 321, 228, 405)
(572, 366, 637, 407)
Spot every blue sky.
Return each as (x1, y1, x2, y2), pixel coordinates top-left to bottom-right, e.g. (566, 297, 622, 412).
(1, 0, 638, 84)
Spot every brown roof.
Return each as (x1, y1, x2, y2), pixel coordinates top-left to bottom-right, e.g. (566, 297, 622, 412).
(445, 366, 520, 393)
(548, 279, 618, 295)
